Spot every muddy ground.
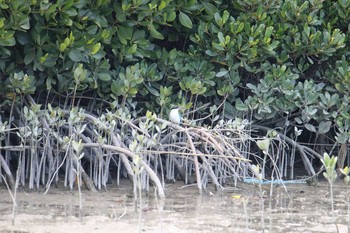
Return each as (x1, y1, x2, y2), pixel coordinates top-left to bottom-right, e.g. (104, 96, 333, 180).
(0, 180, 349, 233)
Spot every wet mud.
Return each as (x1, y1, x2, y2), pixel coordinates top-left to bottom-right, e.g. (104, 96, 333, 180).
(0, 180, 349, 233)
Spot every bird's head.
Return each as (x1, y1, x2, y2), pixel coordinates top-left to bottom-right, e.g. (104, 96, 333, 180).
(170, 104, 185, 111)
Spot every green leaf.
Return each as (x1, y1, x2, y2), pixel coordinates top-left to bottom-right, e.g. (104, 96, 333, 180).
(216, 70, 228, 77)
(318, 121, 332, 134)
(19, 16, 30, 30)
(24, 49, 35, 65)
(16, 32, 31, 45)
(158, 1, 166, 11)
(179, 11, 192, 29)
(236, 22, 244, 33)
(235, 99, 248, 111)
(126, 44, 137, 54)
(0, 36, 15, 46)
(145, 85, 159, 96)
(40, 53, 48, 64)
(59, 43, 67, 52)
(222, 10, 229, 24)
(305, 123, 316, 132)
(205, 50, 218, 56)
(166, 11, 176, 22)
(117, 26, 133, 45)
(265, 26, 273, 38)
(340, 166, 350, 176)
(73, 64, 87, 82)
(251, 164, 261, 175)
(150, 25, 164, 40)
(224, 101, 235, 118)
(132, 30, 145, 41)
(335, 132, 348, 144)
(256, 138, 270, 154)
(323, 172, 329, 180)
(91, 43, 101, 55)
(68, 50, 84, 62)
(214, 12, 222, 26)
(218, 32, 225, 44)
(72, 139, 83, 154)
(98, 73, 111, 82)
(203, 2, 218, 15)
(111, 80, 121, 95)
(128, 87, 138, 95)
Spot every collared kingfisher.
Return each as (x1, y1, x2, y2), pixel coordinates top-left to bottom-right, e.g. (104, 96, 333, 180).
(169, 107, 182, 124)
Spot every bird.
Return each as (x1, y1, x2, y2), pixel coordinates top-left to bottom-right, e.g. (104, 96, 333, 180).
(169, 107, 182, 124)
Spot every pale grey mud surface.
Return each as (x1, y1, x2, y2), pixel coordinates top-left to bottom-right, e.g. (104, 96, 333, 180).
(0, 180, 349, 233)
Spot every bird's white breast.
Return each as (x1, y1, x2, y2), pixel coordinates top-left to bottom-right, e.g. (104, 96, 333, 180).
(169, 109, 181, 124)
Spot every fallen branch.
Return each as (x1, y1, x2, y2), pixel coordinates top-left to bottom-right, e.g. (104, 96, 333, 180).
(82, 142, 165, 197)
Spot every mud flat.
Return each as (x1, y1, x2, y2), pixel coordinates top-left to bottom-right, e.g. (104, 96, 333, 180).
(0, 181, 349, 233)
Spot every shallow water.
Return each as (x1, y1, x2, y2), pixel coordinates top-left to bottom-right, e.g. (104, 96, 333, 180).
(0, 180, 349, 233)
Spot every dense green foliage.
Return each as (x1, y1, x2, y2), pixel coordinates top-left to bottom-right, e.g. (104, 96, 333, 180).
(1, 0, 350, 145)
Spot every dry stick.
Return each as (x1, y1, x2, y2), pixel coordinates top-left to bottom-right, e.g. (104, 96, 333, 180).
(0, 124, 24, 190)
(75, 110, 135, 180)
(195, 128, 225, 153)
(1, 151, 22, 226)
(27, 95, 97, 190)
(83, 142, 165, 197)
(40, 117, 54, 187)
(1, 173, 17, 225)
(57, 108, 135, 186)
(140, 150, 251, 160)
(201, 128, 238, 157)
(252, 125, 317, 176)
(184, 129, 202, 193)
(73, 158, 97, 192)
(159, 138, 196, 184)
(217, 134, 249, 162)
(36, 122, 53, 189)
(156, 118, 184, 131)
(63, 125, 105, 191)
(4, 94, 16, 185)
(190, 100, 226, 123)
(160, 119, 253, 185)
(163, 142, 230, 184)
(302, 145, 324, 160)
(186, 102, 211, 115)
(116, 115, 152, 138)
(173, 156, 194, 184)
(194, 127, 251, 167)
(27, 99, 140, 187)
(117, 204, 127, 221)
(190, 129, 251, 178)
(80, 132, 106, 190)
(0, 144, 95, 192)
(196, 149, 222, 189)
(208, 130, 261, 180)
(44, 138, 72, 194)
(0, 145, 31, 151)
(0, 153, 15, 190)
(192, 129, 248, 185)
(158, 123, 195, 184)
